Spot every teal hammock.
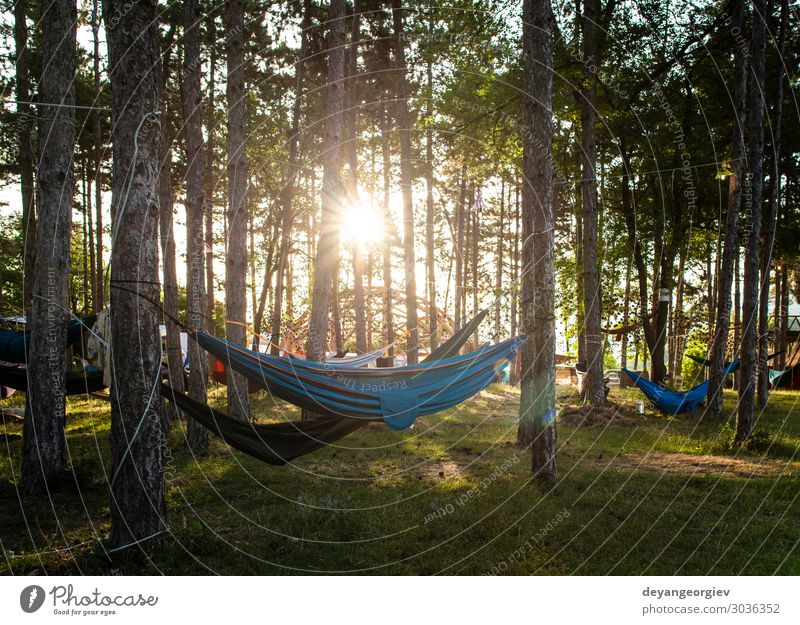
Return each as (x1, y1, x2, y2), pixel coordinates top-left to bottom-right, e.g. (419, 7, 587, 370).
(193, 330, 523, 430)
(0, 315, 96, 364)
(624, 360, 739, 414)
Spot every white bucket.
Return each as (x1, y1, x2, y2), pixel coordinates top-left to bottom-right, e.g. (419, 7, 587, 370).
(635, 399, 645, 415)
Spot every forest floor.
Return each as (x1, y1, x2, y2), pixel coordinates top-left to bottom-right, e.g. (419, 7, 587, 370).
(1, 382, 799, 575)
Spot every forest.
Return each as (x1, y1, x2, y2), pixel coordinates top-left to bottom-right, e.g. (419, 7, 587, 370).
(0, 0, 798, 575)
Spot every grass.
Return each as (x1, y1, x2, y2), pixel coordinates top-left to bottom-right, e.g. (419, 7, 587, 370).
(1, 382, 799, 575)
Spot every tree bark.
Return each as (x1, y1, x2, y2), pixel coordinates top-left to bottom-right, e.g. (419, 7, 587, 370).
(183, 0, 208, 448)
(14, 0, 36, 316)
(621, 255, 631, 373)
(347, 4, 367, 354)
(425, 54, 438, 350)
(518, 0, 556, 480)
(271, 0, 310, 355)
(156, 38, 184, 426)
(225, 0, 250, 421)
(509, 182, 520, 385)
(105, 0, 166, 548)
(757, 0, 787, 410)
(736, 0, 767, 443)
(579, 0, 605, 405)
(20, 0, 76, 496)
(455, 163, 467, 331)
(778, 262, 788, 370)
(495, 178, 506, 338)
(307, 0, 346, 365)
(379, 92, 394, 361)
(392, 0, 419, 365)
(204, 12, 217, 336)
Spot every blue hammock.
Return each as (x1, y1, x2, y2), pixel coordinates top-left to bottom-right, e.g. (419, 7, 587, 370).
(624, 361, 739, 414)
(193, 330, 523, 430)
(0, 315, 95, 364)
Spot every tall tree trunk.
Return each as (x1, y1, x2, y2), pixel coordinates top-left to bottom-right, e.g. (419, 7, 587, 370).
(14, 0, 36, 315)
(307, 0, 346, 365)
(621, 255, 631, 373)
(379, 92, 394, 361)
(271, 0, 310, 355)
(471, 189, 480, 324)
(425, 55, 438, 350)
(518, 0, 556, 480)
(87, 167, 96, 311)
(734, 248, 741, 390)
(778, 262, 788, 370)
(225, 0, 250, 421)
(204, 12, 217, 335)
(736, 0, 767, 443)
(509, 182, 520, 385)
(156, 43, 185, 426)
(674, 246, 686, 379)
(495, 178, 506, 338)
(757, 0, 787, 410)
(579, 0, 604, 405)
(92, 0, 104, 311)
(347, 4, 367, 354)
(183, 0, 208, 448)
(392, 0, 419, 364)
(20, 0, 76, 495)
(105, 0, 166, 548)
(574, 179, 585, 365)
(455, 163, 467, 331)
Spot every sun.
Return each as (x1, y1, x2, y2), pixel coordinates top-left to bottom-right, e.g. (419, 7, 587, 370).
(341, 199, 385, 246)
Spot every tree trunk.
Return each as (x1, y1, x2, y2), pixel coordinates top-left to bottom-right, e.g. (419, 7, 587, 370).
(757, 0, 787, 410)
(392, 0, 419, 365)
(455, 163, 467, 331)
(92, 0, 104, 311)
(621, 255, 631, 373)
(574, 179, 585, 365)
(425, 56, 438, 351)
(307, 0, 346, 365)
(225, 0, 250, 421)
(183, 0, 208, 448)
(674, 246, 686, 379)
(495, 178, 506, 338)
(518, 0, 556, 481)
(509, 182, 520, 385)
(736, 0, 767, 444)
(156, 46, 185, 426)
(579, 0, 604, 405)
(14, 0, 36, 316)
(105, 0, 166, 548)
(20, 0, 76, 496)
(379, 93, 394, 361)
(348, 5, 367, 354)
(733, 248, 741, 390)
(271, 0, 310, 355)
(778, 262, 788, 370)
(204, 12, 217, 336)
(86, 167, 96, 312)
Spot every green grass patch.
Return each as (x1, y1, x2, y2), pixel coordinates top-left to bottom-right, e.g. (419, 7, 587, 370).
(1, 384, 798, 575)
